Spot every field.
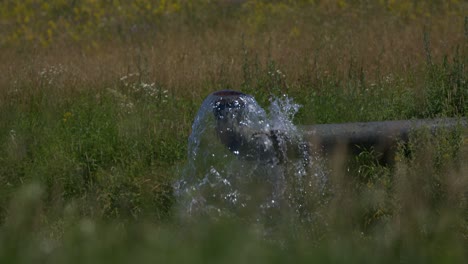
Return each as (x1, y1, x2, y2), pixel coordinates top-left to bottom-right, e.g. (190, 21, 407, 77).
(0, 1, 467, 263)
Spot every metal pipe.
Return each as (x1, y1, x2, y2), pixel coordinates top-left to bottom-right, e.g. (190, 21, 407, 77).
(207, 90, 467, 163)
(300, 118, 468, 161)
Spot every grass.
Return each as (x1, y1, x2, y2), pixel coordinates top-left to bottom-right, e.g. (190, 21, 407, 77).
(0, 1, 467, 263)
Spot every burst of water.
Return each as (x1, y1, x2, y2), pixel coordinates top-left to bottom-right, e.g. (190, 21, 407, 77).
(174, 90, 327, 228)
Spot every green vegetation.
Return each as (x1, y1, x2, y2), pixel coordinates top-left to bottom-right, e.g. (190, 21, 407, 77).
(0, 0, 467, 263)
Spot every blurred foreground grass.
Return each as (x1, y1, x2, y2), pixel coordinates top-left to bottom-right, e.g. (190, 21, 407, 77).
(0, 1, 467, 263)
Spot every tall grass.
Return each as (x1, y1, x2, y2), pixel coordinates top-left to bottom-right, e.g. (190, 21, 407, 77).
(0, 1, 467, 262)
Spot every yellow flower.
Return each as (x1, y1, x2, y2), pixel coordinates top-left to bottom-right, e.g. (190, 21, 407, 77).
(63, 112, 72, 122)
(289, 26, 300, 38)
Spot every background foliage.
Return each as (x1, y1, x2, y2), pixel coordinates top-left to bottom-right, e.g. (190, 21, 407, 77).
(0, 0, 467, 263)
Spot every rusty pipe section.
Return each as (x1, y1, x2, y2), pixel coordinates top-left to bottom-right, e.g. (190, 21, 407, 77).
(301, 118, 468, 160)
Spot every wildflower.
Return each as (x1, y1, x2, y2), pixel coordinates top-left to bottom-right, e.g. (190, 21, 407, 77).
(39, 64, 65, 85)
(384, 74, 394, 83)
(63, 112, 72, 122)
(10, 129, 16, 141)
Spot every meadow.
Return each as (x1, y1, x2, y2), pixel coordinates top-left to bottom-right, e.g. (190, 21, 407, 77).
(0, 1, 467, 263)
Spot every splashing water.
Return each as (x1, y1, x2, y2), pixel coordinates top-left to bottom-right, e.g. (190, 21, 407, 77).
(174, 90, 327, 228)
